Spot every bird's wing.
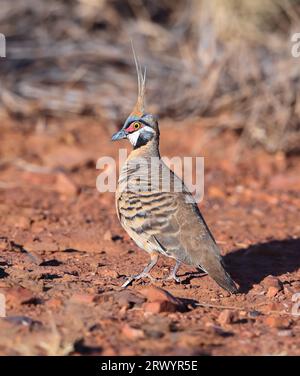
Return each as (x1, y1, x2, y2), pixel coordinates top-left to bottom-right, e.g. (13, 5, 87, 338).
(117, 161, 237, 293)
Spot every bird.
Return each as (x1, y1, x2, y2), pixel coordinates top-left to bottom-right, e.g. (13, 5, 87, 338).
(111, 46, 238, 294)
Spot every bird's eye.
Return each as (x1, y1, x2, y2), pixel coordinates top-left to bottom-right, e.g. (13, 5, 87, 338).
(133, 122, 141, 130)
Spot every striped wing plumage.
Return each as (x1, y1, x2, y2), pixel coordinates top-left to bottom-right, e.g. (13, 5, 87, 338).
(116, 160, 237, 293)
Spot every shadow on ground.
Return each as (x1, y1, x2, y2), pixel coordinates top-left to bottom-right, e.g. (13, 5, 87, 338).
(225, 238, 300, 293)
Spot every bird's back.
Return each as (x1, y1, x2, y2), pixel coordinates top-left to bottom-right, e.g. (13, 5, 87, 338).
(116, 151, 237, 293)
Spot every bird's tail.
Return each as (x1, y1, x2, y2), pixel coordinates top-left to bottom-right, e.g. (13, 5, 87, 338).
(198, 248, 238, 294)
(209, 263, 238, 294)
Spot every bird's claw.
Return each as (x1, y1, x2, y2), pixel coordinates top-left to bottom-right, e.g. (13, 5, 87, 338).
(121, 272, 157, 288)
(165, 274, 181, 283)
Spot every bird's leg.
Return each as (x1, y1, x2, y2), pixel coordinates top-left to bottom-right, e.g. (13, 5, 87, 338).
(122, 253, 158, 288)
(196, 267, 208, 277)
(165, 260, 181, 283)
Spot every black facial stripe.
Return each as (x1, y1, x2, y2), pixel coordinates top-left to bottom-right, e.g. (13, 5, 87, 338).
(134, 130, 153, 149)
(125, 122, 139, 133)
(139, 119, 152, 127)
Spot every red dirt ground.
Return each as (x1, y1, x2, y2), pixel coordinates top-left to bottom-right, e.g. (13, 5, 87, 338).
(0, 117, 299, 355)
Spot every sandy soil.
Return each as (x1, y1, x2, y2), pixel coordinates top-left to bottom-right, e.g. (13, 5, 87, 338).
(0, 117, 299, 355)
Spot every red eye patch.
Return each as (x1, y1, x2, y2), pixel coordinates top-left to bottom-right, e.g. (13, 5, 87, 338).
(126, 122, 143, 133)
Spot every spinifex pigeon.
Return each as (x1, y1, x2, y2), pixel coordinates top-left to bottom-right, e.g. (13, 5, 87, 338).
(112, 47, 238, 293)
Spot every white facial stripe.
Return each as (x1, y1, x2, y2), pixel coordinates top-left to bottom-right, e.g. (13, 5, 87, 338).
(143, 125, 155, 134)
(126, 125, 155, 146)
(127, 129, 141, 146)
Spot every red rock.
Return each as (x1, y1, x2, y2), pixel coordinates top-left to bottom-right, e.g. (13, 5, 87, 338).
(114, 290, 145, 307)
(217, 309, 234, 326)
(140, 285, 186, 313)
(122, 324, 144, 339)
(250, 284, 264, 294)
(140, 285, 180, 304)
(266, 286, 281, 298)
(143, 301, 178, 314)
(283, 285, 295, 295)
(103, 230, 112, 241)
(264, 316, 290, 329)
(98, 269, 119, 278)
(261, 276, 282, 290)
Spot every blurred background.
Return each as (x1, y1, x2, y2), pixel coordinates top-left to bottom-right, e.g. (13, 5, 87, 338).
(1, 0, 300, 356)
(1, 0, 300, 153)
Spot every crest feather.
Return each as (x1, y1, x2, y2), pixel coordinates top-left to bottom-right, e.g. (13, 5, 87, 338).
(131, 41, 146, 117)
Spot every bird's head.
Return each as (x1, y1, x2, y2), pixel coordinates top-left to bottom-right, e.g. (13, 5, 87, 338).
(112, 45, 159, 149)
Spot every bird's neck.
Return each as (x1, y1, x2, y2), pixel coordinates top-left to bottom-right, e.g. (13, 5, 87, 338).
(128, 137, 160, 161)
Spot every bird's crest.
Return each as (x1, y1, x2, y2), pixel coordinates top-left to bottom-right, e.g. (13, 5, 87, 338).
(130, 41, 146, 118)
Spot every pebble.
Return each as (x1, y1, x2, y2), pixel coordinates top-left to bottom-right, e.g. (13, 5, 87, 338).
(122, 324, 144, 339)
(262, 276, 283, 290)
(266, 286, 281, 298)
(264, 316, 290, 329)
(140, 285, 186, 313)
(217, 309, 235, 326)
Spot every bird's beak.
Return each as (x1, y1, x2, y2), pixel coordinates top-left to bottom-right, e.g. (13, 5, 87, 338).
(111, 129, 126, 141)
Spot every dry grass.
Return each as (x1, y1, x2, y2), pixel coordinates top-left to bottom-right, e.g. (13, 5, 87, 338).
(0, 0, 300, 153)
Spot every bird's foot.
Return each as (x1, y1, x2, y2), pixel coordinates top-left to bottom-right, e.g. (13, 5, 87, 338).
(163, 260, 181, 283)
(121, 272, 157, 288)
(165, 274, 181, 283)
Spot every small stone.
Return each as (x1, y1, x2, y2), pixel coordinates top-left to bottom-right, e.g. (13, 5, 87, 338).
(217, 309, 234, 326)
(266, 286, 281, 298)
(119, 305, 128, 316)
(115, 290, 145, 307)
(143, 301, 178, 314)
(283, 285, 295, 295)
(250, 284, 265, 295)
(103, 230, 112, 241)
(122, 324, 144, 339)
(248, 310, 261, 318)
(264, 316, 290, 329)
(98, 269, 119, 278)
(140, 285, 180, 305)
(140, 285, 186, 313)
(262, 276, 282, 290)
